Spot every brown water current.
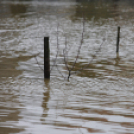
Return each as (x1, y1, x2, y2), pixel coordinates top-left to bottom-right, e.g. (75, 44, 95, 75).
(0, 0, 134, 134)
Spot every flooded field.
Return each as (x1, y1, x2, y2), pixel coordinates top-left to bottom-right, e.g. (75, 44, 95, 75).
(0, 0, 134, 134)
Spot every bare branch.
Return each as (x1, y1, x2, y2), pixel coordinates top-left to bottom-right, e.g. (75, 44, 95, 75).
(50, 22, 59, 72)
(34, 53, 44, 72)
(67, 70, 71, 81)
(55, 64, 66, 80)
(72, 38, 106, 75)
(63, 36, 70, 71)
(70, 13, 85, 71)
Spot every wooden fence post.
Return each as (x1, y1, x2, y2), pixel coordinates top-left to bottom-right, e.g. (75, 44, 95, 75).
(44, 37, 50, 79)
(116, 26, 120, 53)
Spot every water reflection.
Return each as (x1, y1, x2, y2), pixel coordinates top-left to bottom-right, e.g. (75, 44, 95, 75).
(115, 53, 120, 65)
(74, 0, 119, 20)
(10, 4, 27, 16)
(0, 78, 24, 134)
(67, 54, 134, 79)
(41, 80, 50, 123)
(0, 107, 24, 134)
(0, 53, 39, 77)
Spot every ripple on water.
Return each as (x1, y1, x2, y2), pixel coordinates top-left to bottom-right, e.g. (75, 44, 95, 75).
(0, 0, 134, 134)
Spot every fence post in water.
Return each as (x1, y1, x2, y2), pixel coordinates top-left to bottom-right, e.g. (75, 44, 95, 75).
(44, 37, 50, 79)
(116, 26, 120, 53)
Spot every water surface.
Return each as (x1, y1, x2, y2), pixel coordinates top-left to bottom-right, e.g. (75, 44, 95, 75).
(0, 0, 134, 134)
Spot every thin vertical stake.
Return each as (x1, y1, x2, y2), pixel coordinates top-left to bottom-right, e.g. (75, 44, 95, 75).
(116, 26, 120, 53)
(44, 37, 50, 79)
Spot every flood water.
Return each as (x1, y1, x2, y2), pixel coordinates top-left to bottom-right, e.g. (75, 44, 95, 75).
(0, 0, 134, 134)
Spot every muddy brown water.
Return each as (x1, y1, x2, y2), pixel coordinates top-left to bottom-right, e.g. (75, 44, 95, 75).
(0, 0, 134, 134)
